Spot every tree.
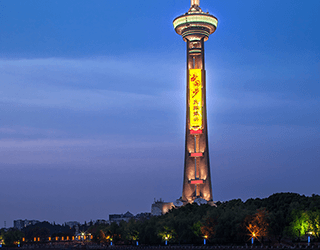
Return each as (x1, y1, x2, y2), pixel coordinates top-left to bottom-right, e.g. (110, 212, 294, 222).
(0, 233, 3, 246)
(269, 210, 287, 243)
(201, 217, 216, 240)
(243, 209, 269, 243)
(213, 200, 247, 244)
(192, 221, 202, 238)
(3, 229, 24, 247)
(24, 226, 50, 241)
(96, 230, 107, 244)
(126, 230, 139, 243)
(287, 210, 310, 240)
(123, 218, 140, 244)
(110, 221, 123, 243)
(158, 226, 176, 244)
(307, 210, 320, 240)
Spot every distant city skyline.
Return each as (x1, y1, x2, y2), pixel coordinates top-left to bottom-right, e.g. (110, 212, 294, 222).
(12, 211, 150, 230)
(1, 0, 319, 227)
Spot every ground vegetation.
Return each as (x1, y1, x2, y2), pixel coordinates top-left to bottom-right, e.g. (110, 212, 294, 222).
(2, 193, 320, 247)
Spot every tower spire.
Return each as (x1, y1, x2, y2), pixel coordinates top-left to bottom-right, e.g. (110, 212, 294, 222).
(191, 0, 200, 6)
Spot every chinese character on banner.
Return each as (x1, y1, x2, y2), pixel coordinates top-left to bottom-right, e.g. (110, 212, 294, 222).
(192, 87, 199, 98)
(191, 74, 198, 82)
(194, 80, 201, 87)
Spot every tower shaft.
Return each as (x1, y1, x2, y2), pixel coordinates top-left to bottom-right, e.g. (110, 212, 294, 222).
(182, 38, 212, 202)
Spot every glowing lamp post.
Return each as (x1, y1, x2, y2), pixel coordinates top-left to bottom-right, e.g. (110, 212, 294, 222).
(203, 235, 208, 245)
(307, 232, 312, 246)
(251, 232, 255, 245)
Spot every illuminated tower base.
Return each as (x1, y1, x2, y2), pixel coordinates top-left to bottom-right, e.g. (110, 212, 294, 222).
(173, 0, 218, 204)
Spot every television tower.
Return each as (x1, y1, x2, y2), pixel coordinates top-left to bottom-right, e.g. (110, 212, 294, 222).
(173, 0, 218, 204)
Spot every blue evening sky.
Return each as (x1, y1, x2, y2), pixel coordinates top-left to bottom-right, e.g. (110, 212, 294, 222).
(0, 0, 319, 226)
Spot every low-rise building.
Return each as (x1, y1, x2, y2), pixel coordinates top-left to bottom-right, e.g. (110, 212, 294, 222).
(135, 212, 151, 221)
(65, 221, 79, 228)
(14, 219, 40, 230)
(151, 199, 174, 216)
(109, 211, 134, 224)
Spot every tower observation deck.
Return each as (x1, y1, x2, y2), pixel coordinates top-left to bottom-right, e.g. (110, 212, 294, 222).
(173, 0, 218, 204)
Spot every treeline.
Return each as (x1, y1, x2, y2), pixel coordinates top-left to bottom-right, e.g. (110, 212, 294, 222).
(0, 222, 91, 247)
(1, 193, 320, 247)
(88, 193, 320, 245)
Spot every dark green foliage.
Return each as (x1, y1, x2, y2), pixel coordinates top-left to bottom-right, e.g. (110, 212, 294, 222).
(9, 192, 320, 246)
(22, 221, 74, 240)
(269, 209, 287, 243)
(2, 228, 24, 246)
(134, 193, 320, 245)
(23, 226, 50, 241)
(286, 209, 320, 241)
(308, 209, 320, 240)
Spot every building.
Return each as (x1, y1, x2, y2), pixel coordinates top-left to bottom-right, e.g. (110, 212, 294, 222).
(94, 219, 108, 225)
(65, 221, 80, 228)
(151, 199, 174, 216)
(173, 0, 218, 204)
(135, 212, 152, 221)
(14, 219, 40, 230)
(109, 211, 134, 224)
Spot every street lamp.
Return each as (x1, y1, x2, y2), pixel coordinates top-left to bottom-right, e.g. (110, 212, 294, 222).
(204, 235, 207, 245)
(307, 232, 312, 246)
(251, 232, 256, 245)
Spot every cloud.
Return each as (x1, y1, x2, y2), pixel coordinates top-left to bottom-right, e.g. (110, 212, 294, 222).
(0, 56, 318, 139)
(209, 90, 320, 114)
(0, 57, 185, 112)
(0, 134, 181, 166)
(0, 126, 62, 137)
(1, 56, 318, 115)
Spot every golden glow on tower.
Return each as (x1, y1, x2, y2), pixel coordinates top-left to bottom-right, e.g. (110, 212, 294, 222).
(191, 0, 200, 6)
(173, 15, 218, 31)
(174, 0, 217, 204)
